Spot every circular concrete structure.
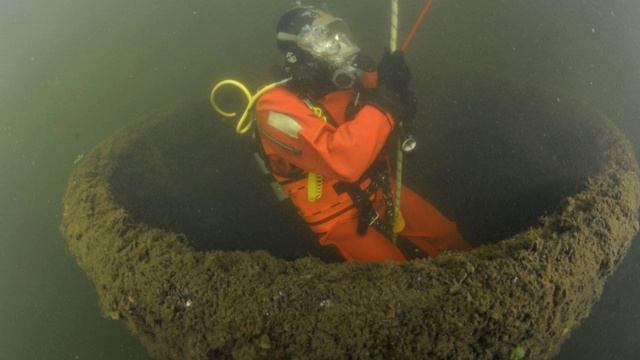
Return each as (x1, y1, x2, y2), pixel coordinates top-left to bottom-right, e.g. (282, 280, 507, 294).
(60, 85, 639, 359)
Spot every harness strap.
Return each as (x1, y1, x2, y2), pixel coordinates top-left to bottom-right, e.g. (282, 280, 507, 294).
(333, 182, 375, 235)
(333, 162, 395, 237)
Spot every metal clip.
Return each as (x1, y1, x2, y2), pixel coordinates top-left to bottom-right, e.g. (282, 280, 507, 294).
(368, 211, 380, 226)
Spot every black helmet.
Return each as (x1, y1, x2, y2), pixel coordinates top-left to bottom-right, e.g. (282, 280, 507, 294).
(275, 7, 362, 90)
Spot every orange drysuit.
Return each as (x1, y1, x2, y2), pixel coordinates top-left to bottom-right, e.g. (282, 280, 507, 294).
(255, 87, 471, 262)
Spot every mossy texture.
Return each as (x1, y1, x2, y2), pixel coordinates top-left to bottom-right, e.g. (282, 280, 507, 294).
(60, 98, 640, 360)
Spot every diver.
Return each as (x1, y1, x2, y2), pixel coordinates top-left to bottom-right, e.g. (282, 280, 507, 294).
(255, 6, 472, 261)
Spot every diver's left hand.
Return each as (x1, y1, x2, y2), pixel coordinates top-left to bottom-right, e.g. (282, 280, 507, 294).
(364, 85, 417, 126)
(377, 48, 412, 93)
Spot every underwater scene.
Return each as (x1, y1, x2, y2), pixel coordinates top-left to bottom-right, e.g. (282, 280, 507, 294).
(1, 0, 639, 359)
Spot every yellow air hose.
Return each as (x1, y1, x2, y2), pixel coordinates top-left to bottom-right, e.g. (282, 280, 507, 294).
(209, 78, 291, 135)
(209, 77, 323, 202)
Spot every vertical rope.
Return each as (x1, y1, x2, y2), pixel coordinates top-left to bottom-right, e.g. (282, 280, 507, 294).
(390, 0, 399, 51)
(390, 0, 403, 245)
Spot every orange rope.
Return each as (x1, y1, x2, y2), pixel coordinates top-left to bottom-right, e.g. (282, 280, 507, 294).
(400, 0, 434, 52)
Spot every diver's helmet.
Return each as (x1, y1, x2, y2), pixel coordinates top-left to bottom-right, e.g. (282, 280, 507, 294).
(276, 7, 362, 89)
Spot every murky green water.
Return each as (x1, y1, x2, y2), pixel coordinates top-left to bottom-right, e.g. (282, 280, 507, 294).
(1, 1, 638, 359)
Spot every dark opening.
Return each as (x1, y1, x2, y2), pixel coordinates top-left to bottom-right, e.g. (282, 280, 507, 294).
(108, 79, 602, 261)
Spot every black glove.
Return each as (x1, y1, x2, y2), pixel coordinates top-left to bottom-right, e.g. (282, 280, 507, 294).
(377, 48, 412, 93)
(364, 85, 417, 126)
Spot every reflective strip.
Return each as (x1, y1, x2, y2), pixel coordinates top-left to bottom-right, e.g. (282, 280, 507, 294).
(257, 123, 301, 155)
(267, 111, 302, 139)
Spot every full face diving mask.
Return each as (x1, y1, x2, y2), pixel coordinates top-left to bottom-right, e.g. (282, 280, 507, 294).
(277, 9, 362, 89)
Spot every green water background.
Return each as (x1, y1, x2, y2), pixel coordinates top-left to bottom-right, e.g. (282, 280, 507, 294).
(1, 0, 638, 359)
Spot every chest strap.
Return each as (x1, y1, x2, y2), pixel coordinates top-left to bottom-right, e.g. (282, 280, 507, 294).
(333, 181, 376, 236)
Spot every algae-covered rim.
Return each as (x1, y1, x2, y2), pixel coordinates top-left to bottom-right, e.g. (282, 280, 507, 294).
(60, 97, 639, 359)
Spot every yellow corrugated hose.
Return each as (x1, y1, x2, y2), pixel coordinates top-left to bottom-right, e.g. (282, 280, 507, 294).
(209, 78, 290, 135)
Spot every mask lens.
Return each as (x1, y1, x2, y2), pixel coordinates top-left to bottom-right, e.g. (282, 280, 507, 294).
(323, 36, 341, 55)
(299, 25, 334, 56)
(297, 19, 360, 66)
